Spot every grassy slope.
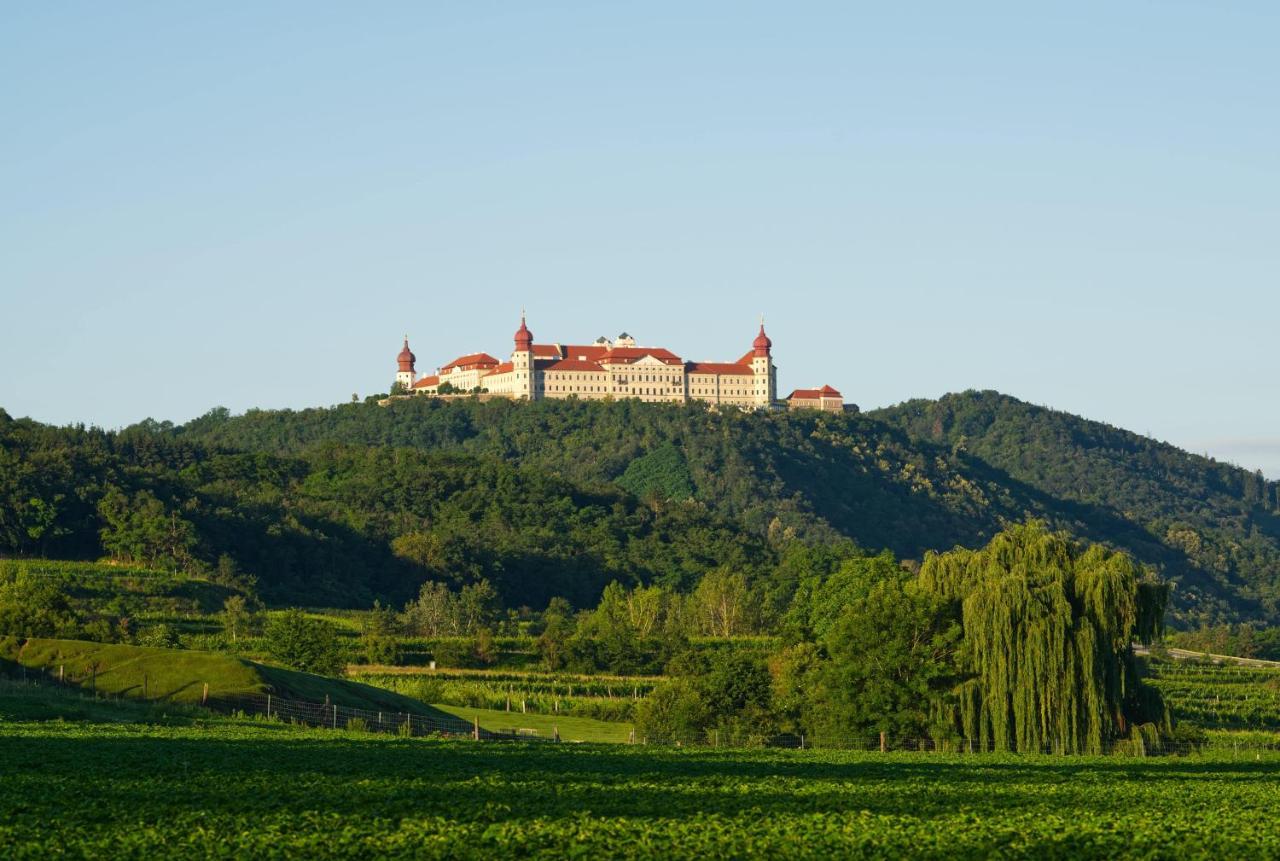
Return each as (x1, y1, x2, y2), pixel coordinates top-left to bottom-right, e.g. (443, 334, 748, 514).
(434, 703, 632, 744)
(1, 638, 440, 714)
(3, 694, 1280, 858)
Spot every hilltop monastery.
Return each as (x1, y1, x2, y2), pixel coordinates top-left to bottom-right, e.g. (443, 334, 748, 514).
(393, 315, 843, 411)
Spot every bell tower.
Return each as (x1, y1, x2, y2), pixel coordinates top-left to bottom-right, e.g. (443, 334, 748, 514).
(750, 317, 775, 408)
(512, 311, 535, 400)
(395, 336, 417, 392)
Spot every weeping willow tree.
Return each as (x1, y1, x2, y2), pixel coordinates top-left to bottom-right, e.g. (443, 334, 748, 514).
(919, 521, 1169, 754)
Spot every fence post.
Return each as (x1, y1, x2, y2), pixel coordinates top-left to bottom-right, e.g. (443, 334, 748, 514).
(629, 729, 635, 745)
(521, 699, 526, 714)
(267, 694, 272, 719)
(800, 734, 805, 750)
(333, 704, 338, 729)
(880, 731, 887, 753)
(202, 683, 209, 706)
(553, 725, 560, 743)
(59, 664, 64, 683)
(473, 717, 480, 741)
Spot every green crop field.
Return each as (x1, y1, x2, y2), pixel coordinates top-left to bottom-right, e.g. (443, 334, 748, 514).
(1143, 657, 1280, 730)
(3, 682, 1280, 859)
(434, 703, 632, 743)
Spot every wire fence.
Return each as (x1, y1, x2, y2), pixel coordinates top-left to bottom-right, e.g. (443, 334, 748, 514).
(210, 692, 552, 742)
(6, 659, 1280, 756)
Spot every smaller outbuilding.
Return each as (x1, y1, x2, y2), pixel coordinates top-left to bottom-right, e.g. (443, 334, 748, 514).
(786, 385, 843, 412)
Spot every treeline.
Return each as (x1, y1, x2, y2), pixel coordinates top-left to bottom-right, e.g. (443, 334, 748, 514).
(0, 408, 771, 608)
(630, 522, 1180, 753)
(1168, 625, 1280, 661)
(7, 390, 1280, 625)
(873, 391, 1280, 625)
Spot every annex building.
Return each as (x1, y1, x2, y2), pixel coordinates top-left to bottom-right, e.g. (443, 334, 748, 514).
(393, 315, 842, 411)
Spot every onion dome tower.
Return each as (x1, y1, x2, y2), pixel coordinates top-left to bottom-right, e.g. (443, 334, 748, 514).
(514, 312, 533, 351)
(395, 336, 417, 392)
(512, 311, 535, 400)
(750, 317, 776, 408)
(752, 321, 773, 357)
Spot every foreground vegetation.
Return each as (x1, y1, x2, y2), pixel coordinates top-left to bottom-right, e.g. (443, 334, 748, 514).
(2, 684, 1278, 859)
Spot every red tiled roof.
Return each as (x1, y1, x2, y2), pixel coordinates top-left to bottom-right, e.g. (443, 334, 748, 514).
(600, 347, 683, 365)
(736, 351, 756, 365)
(561, 345, 610, 362)
(532, 344, 563, 359)
(491, 362, 514, 374)
(544, 359, 607, 373)
(412, 375, 440, 389)
(788, 386, 842, 400)
(441, 352, 499, 371)
(687, 362, 753, 376)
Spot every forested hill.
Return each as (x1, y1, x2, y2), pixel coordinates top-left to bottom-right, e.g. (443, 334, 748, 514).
(871, 391, 1280, 625)
(165, 396, 1278, 625)
(5, 394, 1279, 625)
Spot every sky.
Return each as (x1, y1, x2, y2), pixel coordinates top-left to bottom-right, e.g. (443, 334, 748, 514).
(2, 2, 1277, 474)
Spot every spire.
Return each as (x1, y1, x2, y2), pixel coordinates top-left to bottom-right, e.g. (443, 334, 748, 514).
(753, 319, 772, 358)
(514, 311, 533, 350)
(397, 336, 416, 373)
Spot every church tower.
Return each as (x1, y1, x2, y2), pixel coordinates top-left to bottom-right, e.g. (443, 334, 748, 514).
(750, 319, 776, 408)
(395, 336, 417, 392)
(512, 312, 535, 400)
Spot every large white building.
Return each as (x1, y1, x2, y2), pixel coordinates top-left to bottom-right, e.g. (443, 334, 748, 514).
(393, 315, 843, 411)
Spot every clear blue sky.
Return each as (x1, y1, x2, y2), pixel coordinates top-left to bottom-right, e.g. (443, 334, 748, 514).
(2, 3, 1277, 474)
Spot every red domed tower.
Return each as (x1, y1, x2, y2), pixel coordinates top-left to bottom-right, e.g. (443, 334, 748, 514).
(753, 322, 772, 358)
(395, 336, 417, 391)
(512, 311, 535, 400)
(750, 317, 776, 408)
(514, 312, 533, 351)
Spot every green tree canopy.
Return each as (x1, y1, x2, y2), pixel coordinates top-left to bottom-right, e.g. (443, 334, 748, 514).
(919, 521, 1169, 753)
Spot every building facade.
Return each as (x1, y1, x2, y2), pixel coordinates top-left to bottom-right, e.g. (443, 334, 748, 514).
(395, 315, 780, 409)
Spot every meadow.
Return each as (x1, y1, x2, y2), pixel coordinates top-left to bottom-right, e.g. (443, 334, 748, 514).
(3, 683, 1280, 860)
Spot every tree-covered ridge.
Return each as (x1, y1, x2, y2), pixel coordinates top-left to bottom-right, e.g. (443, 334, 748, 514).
(871, 391, 1280, 625)
(169, 398, 1054, 560)
(0, 408, 768, 609)
(169, 397, 1276, 623)
(7, 392, 1280, 625)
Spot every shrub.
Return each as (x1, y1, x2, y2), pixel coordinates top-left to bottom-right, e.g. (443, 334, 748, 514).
(633, 679, 708, 744)
(137, 624, 182, 649)
(264, 610, 344, 676)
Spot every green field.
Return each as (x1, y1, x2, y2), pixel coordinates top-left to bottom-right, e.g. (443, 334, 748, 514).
(434, 703, 632, 743)
(1143, 657, 1280, 730)
(3, 684, 1280, 859)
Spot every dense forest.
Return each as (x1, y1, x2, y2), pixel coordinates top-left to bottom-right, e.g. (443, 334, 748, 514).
(872, 392, 1280, 625)
(3, 391, 1280, 626)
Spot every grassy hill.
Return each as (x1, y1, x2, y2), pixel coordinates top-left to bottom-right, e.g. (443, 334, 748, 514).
(1, 637, 438, 713)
